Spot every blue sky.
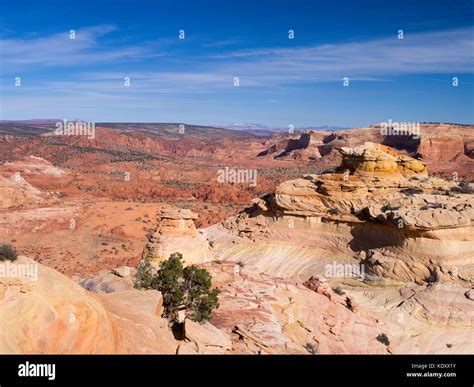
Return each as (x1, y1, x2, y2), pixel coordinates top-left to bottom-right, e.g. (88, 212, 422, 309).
(0, 0, 473, 127)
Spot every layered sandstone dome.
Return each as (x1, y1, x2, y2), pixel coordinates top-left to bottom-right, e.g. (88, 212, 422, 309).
(0, 256, 176, 354)
(339, 142, 427, 176)
(142, 208, 211, 266)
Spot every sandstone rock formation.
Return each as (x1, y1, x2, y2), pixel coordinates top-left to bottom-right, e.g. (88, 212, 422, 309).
(79, 266, 136, 293)
(180, 319, 232, 354)
(260, 123, 474, 181)
(5, 255, 387, 355)
(207, 262, 388, 354)
(142, 208, 211, 267)
(0, 174, 46, 209)
(280, 131, 323, 161)
(196, 142, 472, 353)
(339, 142, 427, 176)
(203, 144, 472, 286)
(0, 256, 176, 354)
(3, 156, 66, 177)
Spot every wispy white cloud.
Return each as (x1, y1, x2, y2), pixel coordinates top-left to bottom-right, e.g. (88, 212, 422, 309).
(0, 25, 159, 68)
(1, 26, 472, 101)
(83, 26, 474, 92)
(200, 38, 243, 48)
(209, 27, 474, 80)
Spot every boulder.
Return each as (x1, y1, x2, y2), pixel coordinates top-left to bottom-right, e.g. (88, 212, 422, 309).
(185, 319, 232, 351)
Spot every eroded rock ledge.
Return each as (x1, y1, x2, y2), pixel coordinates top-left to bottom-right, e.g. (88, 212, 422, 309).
(203, 142, 473, 285)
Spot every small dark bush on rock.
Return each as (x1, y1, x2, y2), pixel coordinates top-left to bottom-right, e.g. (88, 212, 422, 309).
(332, 286, 346, 296)
(0, 244, 18, 262)
(376, 333, 390, 346)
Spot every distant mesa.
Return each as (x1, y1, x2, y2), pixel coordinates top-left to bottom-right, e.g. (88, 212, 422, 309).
(257, 123, 473, 181)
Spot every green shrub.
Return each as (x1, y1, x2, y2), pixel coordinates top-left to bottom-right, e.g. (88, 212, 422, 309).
(376, 333, 390, 346)
(134, 256, 154, 289)
(183, 265, 220, 323)
(401, 188, 423, 196)
(151, 253, 186, 320)
(332, 286, 345, 296)
(135, 252, 219, 323)
(0, 244, 18, 261)
(304, 342, 319, 355)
